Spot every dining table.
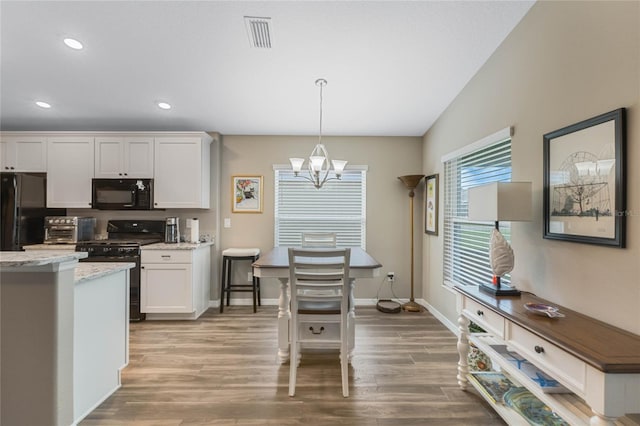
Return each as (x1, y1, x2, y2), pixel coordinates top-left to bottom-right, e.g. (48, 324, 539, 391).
(252, 246, 382, 363)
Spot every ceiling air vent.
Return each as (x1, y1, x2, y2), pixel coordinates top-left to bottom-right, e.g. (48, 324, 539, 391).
(244, 16, 272, 49)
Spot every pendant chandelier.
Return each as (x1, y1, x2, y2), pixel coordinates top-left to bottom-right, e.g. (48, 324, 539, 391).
(289, 78, 347, 189)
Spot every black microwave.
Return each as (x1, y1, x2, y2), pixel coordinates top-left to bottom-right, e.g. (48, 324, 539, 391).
(92, 178, 154, 210)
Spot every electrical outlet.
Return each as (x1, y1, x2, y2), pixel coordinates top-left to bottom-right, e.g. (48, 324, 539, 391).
(247, 272, 253, 281)
(387, 272, 395, 281)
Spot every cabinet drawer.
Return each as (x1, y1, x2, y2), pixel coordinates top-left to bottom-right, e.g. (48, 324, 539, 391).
(142, 250, 192, 264)
(506, 322, 586, 395)
(298, 322, 340, 345)
(462, 298, 505, 338)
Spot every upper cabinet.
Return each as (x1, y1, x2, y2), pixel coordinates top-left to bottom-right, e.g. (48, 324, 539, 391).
(47, 136, 94, 208)
(0, 136, 47, 172)
(2, 131, 213, 209)
(94, 136, 154, 178)
(154, 134, 212, 209)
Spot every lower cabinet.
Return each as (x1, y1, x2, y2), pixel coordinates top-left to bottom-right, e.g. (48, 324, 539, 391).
(140, 245, 211, 320)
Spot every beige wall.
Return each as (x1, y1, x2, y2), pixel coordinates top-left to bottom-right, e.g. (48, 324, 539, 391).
(220, 135, 423, 302)
(422, 1, 640, 334)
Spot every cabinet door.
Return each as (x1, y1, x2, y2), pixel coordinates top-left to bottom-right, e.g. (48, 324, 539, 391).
(124, 137, 154, 178)
(154, 137, 203, 208)
(47, 136, 94, 208)
(140, 263, 193, 313)
(1, 137, 47, 172)
(94, 137, 124, 178)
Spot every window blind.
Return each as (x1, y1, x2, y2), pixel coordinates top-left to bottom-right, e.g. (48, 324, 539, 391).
(274, 169, 366, 248)
(443, 138, 512, 288)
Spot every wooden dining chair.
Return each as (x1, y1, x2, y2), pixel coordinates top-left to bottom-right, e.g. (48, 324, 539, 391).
(287, 247, 351, 397)
(301, 232, 337, 247)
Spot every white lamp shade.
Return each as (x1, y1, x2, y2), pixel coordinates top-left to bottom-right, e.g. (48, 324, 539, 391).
(331, 159, 347, 175)
(289, 158, 305, 172)
(309, 155, 326, 172)
(467, 182, 532, 222)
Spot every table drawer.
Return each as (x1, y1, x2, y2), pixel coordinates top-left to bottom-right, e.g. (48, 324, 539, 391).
(298, 322, 340, 344)
(462, 297, 505, 338)
(142, 250, 192, 264)
(506, 322, 586, 395)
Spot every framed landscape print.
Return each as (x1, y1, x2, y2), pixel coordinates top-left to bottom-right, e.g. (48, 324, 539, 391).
(232, 175, 263, 213)
(425, 174, 439, 235)
(543, 108, 626, 247)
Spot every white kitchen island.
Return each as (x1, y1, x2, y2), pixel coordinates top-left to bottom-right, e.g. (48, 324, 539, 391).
(0, 251, 133, 426)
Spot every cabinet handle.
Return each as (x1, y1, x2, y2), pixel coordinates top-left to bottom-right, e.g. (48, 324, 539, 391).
(476, 310, 484, 316)
(309, 326, 325, 335)
(534, 345, 545, 354)
(119, 173, 123, 176)
(10, 166, 14, 170)
(124, 173, 128, 176)
(161, 255, 171, 259)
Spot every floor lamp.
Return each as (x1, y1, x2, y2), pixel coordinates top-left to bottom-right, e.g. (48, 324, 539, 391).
(398, 174, 425, 312)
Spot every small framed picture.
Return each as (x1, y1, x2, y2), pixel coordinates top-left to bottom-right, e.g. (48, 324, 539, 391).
(232, 175, 263, 213)
(543, 108, 626, 247)
(425, 174, 439, 235)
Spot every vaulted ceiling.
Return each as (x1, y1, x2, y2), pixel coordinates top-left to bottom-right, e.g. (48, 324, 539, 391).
(0, 1, 534, 136)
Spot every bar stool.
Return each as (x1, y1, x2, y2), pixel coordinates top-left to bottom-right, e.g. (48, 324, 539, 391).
(220, 248, 261, 313)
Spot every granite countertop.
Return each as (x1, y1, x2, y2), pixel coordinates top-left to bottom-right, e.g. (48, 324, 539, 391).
(23, 244, 77, 250)
(0, 251, 88, 267)
(75, 262, 135, 284)
(143, 241, 215, 250)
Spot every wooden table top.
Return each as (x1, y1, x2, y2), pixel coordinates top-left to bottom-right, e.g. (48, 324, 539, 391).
(454, 285, 640, 374)
(253, 246, 382, 270)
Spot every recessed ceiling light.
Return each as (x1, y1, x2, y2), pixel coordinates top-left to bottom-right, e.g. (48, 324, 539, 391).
(63, 38, 83, 50)
(35, 101, 52, 109)
(157, 102, 171, 110)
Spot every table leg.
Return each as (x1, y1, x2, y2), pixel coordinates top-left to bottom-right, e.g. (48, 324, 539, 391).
(590, 412, 617, 426)
(277, 277, 291, 364)
(348, 278, 356, 360)
(457, 313, 470, 390)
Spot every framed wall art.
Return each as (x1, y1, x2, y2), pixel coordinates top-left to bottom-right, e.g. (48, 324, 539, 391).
(543, 108, 626, 247)
(425, 173, 439, 235)
(232, 175, 263, 213)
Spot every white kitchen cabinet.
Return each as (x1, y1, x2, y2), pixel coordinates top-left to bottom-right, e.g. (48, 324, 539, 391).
(47, 136, 94, 208)
(140, 243, 211, 319)
(153, 134, 212, 208)
(94, 136, 154, 178)
(0, 135, 47, 172)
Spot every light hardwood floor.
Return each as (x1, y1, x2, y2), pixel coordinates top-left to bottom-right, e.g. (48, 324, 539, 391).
(80, 306, 507, 425)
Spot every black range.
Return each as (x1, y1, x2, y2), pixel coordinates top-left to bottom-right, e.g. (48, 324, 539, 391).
(75, 220, 165, 321)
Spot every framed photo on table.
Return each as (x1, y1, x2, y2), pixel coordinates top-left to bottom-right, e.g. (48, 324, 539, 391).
(425, 173, 439, 235)
(543, 108, 626, 247)
(232, 175, 263, 213)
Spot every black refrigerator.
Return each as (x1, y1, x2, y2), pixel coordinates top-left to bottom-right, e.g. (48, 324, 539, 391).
(0, 172, 66, 251)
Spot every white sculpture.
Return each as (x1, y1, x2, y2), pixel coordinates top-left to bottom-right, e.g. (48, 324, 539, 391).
(489, 228, 514, 277)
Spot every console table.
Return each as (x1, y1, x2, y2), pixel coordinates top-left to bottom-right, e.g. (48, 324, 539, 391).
(454, 285, 640, 426)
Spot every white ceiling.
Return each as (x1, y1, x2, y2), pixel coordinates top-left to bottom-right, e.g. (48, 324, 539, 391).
(0, 1, 534, 137)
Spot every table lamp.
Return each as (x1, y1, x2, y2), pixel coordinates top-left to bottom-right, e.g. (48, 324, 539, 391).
(467, 182, 532, 296)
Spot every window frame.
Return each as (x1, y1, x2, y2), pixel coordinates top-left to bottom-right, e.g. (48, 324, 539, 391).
(441, 128, 513, 289)
(273, 165, 368, 249)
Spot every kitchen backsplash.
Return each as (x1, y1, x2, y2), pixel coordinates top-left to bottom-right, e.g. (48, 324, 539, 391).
(67, 208, 214, 242)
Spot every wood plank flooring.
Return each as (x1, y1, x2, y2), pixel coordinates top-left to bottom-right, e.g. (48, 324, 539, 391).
(78, 306, 507, 425)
